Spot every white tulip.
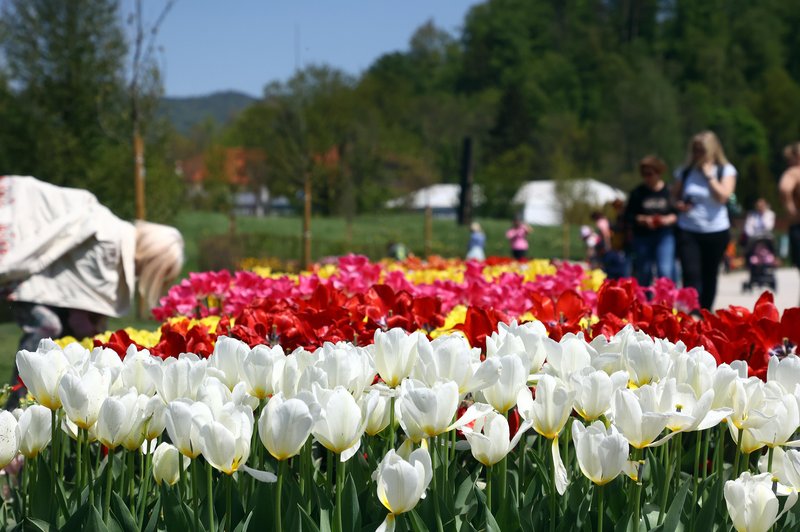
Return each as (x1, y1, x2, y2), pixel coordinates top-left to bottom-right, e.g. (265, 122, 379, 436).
(462, 410, 527, 467)
(152, 442, 189, 486)
(570, 368, 628, 422)
(518, 374, 574, 440)
(517, 375, 575, 495)
(365, 394, 392, 436)
(396, 379, 459, 443)
(312, 385, 377, 461)
(725, 472, 797, 532)
(209, 336, 249, 390)
(16, 345, 70, 410)
(96, 390, 148, 449)
(481, 354, 528, 414)
(120, 345, 158, 396)
(415, 334, 500, 395)
(754, 383, 799, 446)
(0, 411, 19, 468)
(664, 383, 731, 433)
(199, 403, 254, 475)
(485, 320, 554, 375)
(375, 448, 432, 530)
(571, 420, 629, 485)
(16, 404, 51, 458)
(143, 395, 167, 441)
(611, 387, 670, 449)
(545, 333, 595, 380)
(274, 348, 315, 398)
(373, 328, 420, 388)
(258, 393, 315, 461)
(313, 342, 375, 398)
(57, 367, 110, 429)
(767, 354, 800, 395)
(667, 348, 717, 398)
(147, 354, 207, 403)
(241, 344, 285, 400)
(90, 347, 125, 391)
(165, 399, 213, 459)
(621, 327, 671, 386)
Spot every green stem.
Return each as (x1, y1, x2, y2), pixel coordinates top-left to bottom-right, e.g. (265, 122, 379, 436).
(550, 443, 557, 532)
(519, 434, 527, 493)
(76, 427, 83, 489)
(701, 429, 710, 482)
(432, 438, 444, 532)
(336, 458, 345, 532)
(597, 483, 604, 532)
(207, 461, 215, 532)
(137, 440, 154, 528)
(632, 447, 643, 531)
(691, 432, 702, 532)
(50, 409, 57, 527)
(389, 396, 396, 451)
(226, 474, 232, 532)
(191, 458, 200, 532)
(104, 448, 115, 524)
(485, 465, 492, 516)
(87, 435, 95, 509)
(658, 437, 673, 525)
(303, 440, 312, 513)
(733, 426, 743, 477)
(127, 451, 135, 508)
(276, 460, 286, 532)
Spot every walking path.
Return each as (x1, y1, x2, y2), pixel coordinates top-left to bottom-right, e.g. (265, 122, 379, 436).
(714, 267, 798, 313)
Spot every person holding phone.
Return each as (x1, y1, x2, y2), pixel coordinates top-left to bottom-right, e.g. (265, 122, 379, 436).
(672, 131, 737, 310)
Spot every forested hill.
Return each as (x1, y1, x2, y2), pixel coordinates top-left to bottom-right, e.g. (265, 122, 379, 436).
(160, 91, 256, 134)
(224, 0, 800, 217)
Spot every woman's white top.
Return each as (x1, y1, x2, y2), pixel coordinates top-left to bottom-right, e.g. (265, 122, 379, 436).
(675, 163, 737, 233)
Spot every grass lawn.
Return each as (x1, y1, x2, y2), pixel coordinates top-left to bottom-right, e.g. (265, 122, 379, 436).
(173, 210, 587, 273)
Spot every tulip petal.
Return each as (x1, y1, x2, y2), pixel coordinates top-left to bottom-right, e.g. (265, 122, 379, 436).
(241, 464, 278, 483)
(376, 514, 396, 532)
(551, 436, 568, 495)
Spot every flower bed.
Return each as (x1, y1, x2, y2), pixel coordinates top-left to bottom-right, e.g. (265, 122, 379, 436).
(8, 318, 800, 530)
(7, 256, 798, 530)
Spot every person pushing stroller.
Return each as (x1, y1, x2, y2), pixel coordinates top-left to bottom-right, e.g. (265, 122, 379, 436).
(741, 198, 777, 291)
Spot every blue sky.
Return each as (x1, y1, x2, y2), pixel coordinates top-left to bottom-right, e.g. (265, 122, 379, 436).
(125, 1, 483, 98)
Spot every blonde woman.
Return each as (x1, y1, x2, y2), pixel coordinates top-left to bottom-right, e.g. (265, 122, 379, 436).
(0, 176, 184, 406)
(672, 131, 737, 310)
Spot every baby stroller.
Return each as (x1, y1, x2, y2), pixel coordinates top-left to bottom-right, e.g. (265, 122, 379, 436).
(741, 235, 777, 292)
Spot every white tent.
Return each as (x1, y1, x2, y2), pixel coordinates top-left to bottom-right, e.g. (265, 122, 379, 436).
(386, 184, 484, 216)
(513, 179, 626, 226)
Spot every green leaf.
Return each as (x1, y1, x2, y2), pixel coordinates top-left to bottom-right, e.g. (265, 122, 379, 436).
(342, 475, 361, 532)
(110, 492, 139, 532)
(485, 505, 502, 532)
(297, 503, 322, 532)
(142, 498, 161, 532)
(20, 517, 50, 532)
(59, 500, 90, 532)
(653, 476, 690, 532)
(84, 507, 110, 532)
(408, 510, 428, 532)
(694, 473, 721, 529)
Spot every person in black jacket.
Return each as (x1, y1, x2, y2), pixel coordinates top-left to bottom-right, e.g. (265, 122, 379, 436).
(624, 156, 678, 286)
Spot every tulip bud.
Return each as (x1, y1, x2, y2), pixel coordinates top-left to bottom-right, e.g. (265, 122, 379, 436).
(0, 411, 19, 468)
(16, 405, 52, 459)
(258, 394, 314, 460)
(152, 442, 188, 486)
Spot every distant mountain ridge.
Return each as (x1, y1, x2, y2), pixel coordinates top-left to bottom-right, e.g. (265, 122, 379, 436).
(159, 90, 257, 134)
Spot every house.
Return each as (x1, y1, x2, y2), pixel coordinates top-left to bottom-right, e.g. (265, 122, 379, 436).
(512, 179, 626, 225)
